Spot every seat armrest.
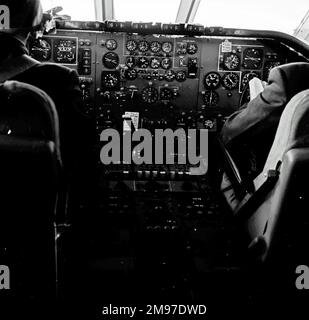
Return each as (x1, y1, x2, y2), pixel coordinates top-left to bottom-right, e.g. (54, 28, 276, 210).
(234, 170, 279, 219)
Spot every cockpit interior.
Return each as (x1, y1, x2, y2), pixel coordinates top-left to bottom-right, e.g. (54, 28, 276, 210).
(1, 0, 309, 319)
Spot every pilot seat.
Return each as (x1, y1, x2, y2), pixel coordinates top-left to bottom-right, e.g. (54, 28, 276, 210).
(0, 80, 61, 314)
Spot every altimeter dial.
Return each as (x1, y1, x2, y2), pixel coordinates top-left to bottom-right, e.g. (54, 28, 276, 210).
(204, 72, 221, 89)
(222, 72, 239, 90)
(223, 53, 241, 71)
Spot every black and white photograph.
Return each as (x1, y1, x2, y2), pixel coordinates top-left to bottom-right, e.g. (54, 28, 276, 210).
(1, 0, 309, 319)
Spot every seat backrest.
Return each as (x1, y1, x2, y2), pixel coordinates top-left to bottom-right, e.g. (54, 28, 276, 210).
(247, 89, 309, 265)
(0, 81, 61, 309)
(258, 89, 309, 180)
(0, 80, 61, 158)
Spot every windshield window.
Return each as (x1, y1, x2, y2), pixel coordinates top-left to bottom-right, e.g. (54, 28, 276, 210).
(194, 0, 308, 36)
(114, 0, 181, 23)
(40, 0, 309, 40)
(41, 0, 95, 21)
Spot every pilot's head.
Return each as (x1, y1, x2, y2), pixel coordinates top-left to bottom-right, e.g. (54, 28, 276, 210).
(0, 0, 43, 43)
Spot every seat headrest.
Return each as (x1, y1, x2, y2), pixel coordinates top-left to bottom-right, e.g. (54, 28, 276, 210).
(262, 89, 309, 173)
(0, 80, 61, 161)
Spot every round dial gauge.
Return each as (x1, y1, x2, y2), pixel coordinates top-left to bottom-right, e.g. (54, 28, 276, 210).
(162, 41, 173, 54)
(30, 38, 51, 61)
(264, 61, 281, 79)
(204, 72, 221, 89)
(187, 43, 198, 55)
(222, 72, 239, 90)
(126, 56, 136, 69)
(241, 71, 260, 90)
(102, 72, 120, 89)
(160, 87, 173, 100)
(161, 58, 172, 70)
(125, 68, 138, 80)
(102, 52, 119, 69)
(138, 40, 149, 52)
(141, 86, 159, 104)
(177, 42, 187, 55)
(150, 41, 162, 53)
(223, 53, 241, 71)
(165, 70, 176, 82)
(203, 91, 219, 106)
(176, 70, 187, 82)
(150, 57, 161, 69)
(106, 39, 117, 50)
(243, 48, 263, 69)
(138, 57, 149, 69)
(126, 39, 138, 52)
(54, 39, 76, 63)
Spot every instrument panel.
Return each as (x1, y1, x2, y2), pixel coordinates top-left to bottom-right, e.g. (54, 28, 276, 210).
(29, 28, 303, 133)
